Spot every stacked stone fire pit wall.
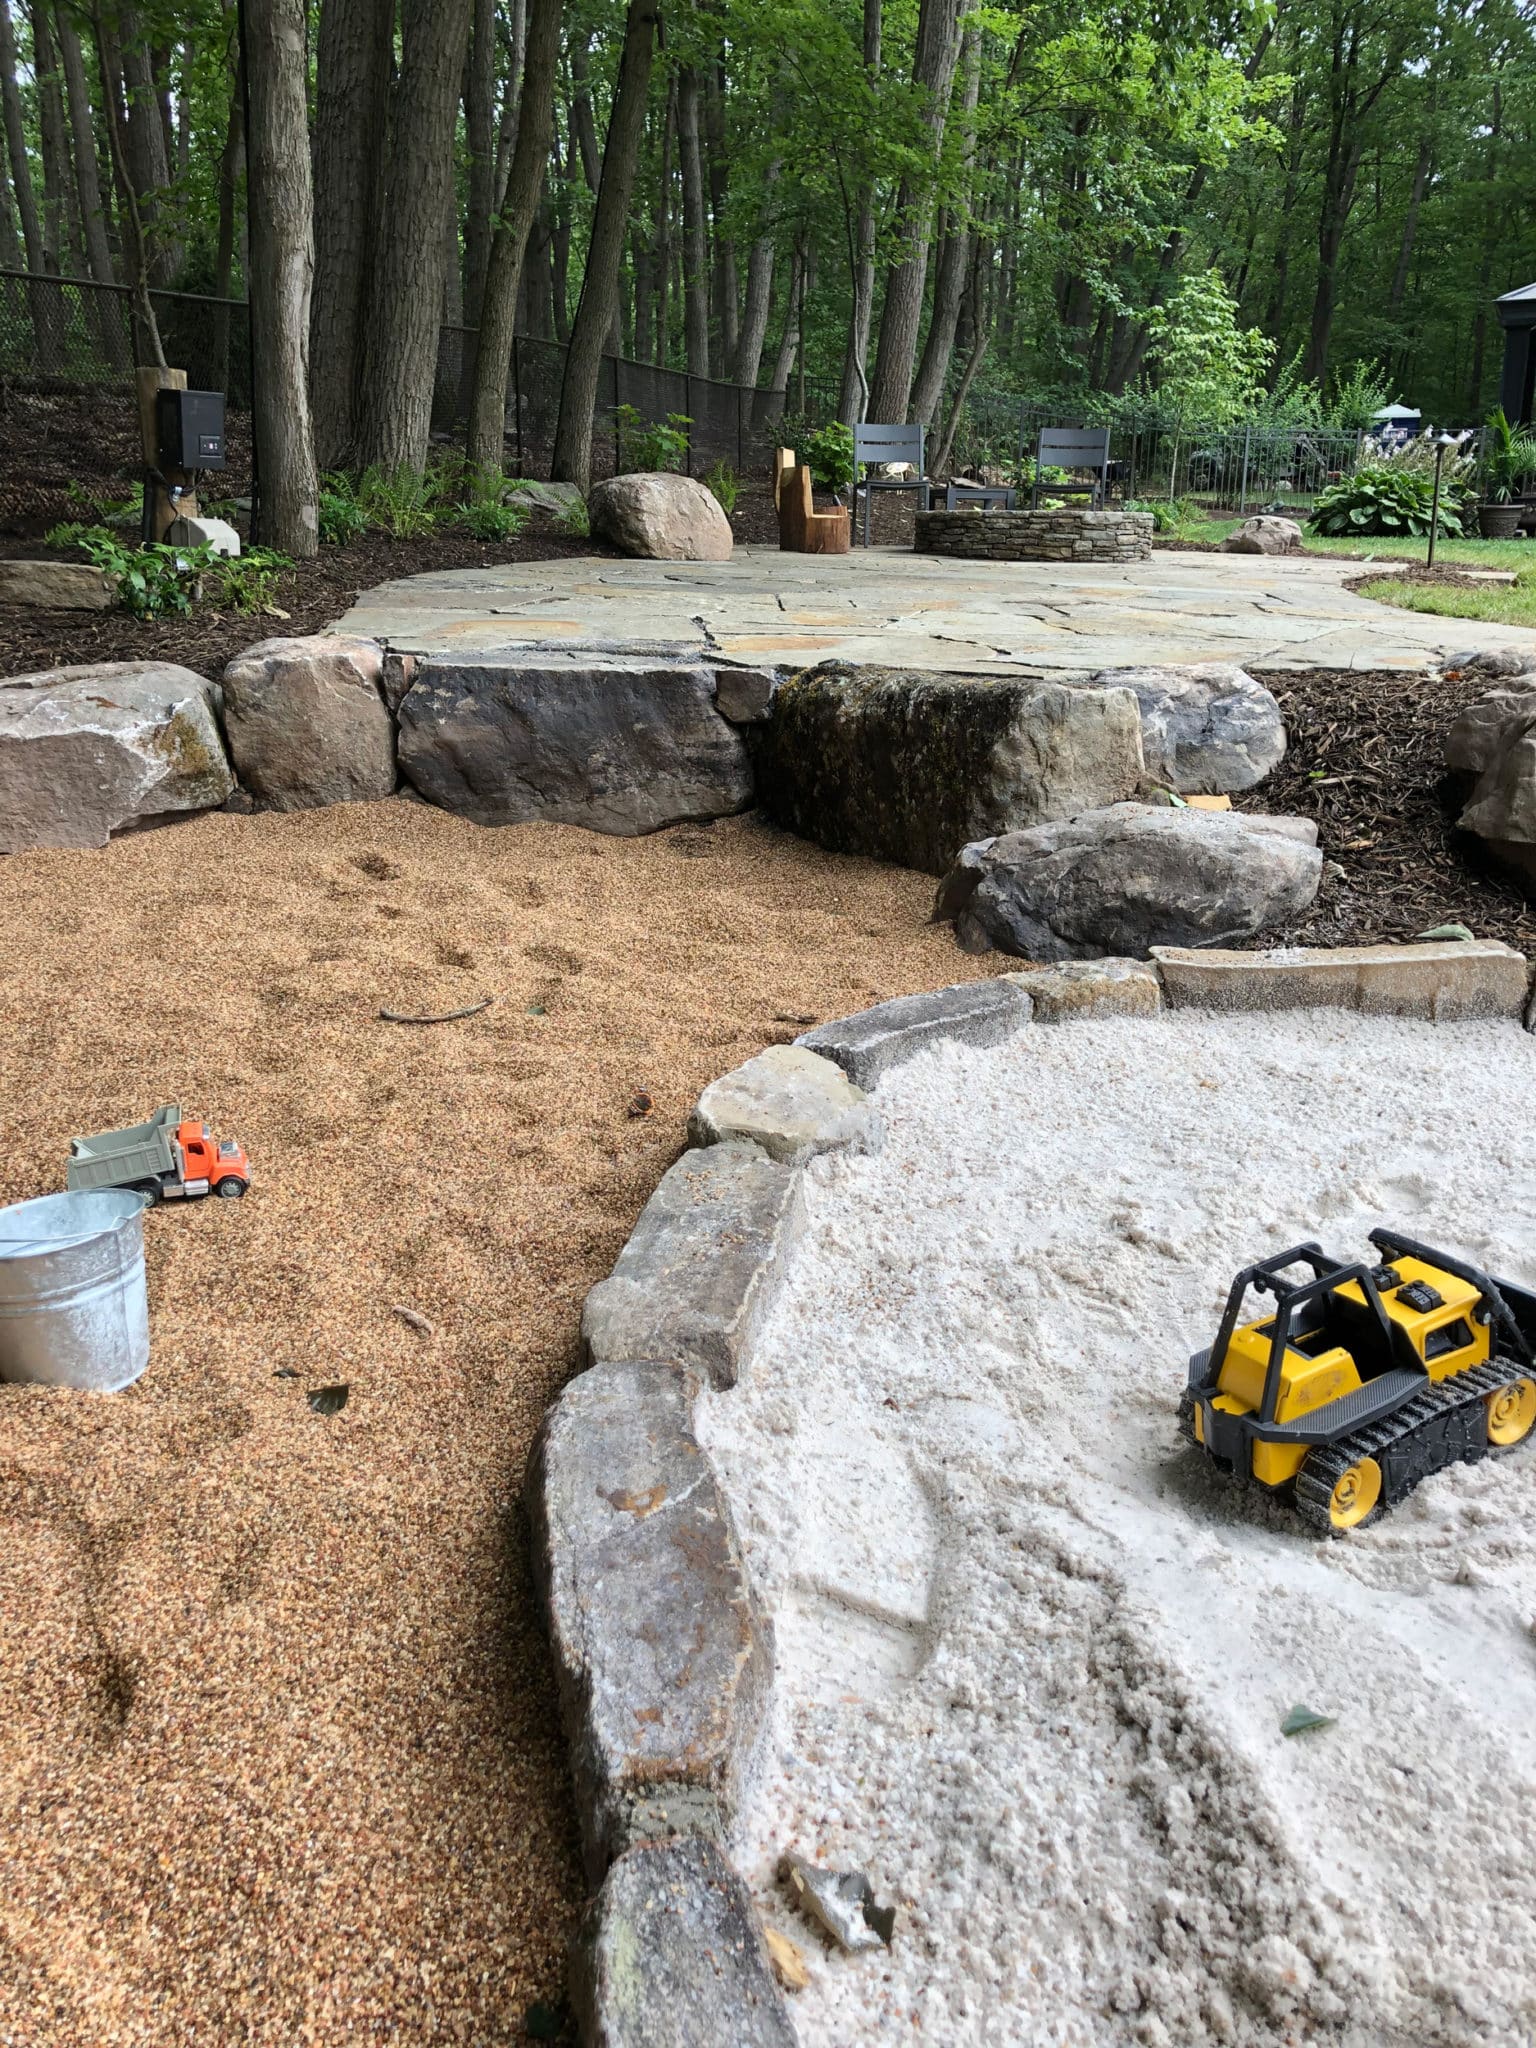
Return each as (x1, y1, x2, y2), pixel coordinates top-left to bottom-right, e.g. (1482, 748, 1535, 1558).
(527, 936, 1532, 2046)
(914, 506, 1154, 563)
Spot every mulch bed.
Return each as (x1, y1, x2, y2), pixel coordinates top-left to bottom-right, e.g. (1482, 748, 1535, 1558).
(0, 528, 615, 680)
(1247, 665, 1535, 950)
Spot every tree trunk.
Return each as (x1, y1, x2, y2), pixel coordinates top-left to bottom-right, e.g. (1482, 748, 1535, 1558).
(310, 0, 392, 467)
(355, 0, 475, 472)
(909, 10, 979, 429)
(466, 0, 562, 473)
(92, 11, 164, 363)
(769, 244, 801, 393)
(866, 0, 962, 422)
(244, 0, 319, 555)
(653, 77, 674, 365)
(117, 17, 178, 281)
(677, 66, 710, 376)
(735, 221, 775, 388)
(0, 0, 44, 272)
(57, 6, 115, 285)
(212, 0, 244, 388)
(705, 58, 735, 373)
(494, 0, 528, 206)
(1388, 132, 1432, 314)
(551, 0, 658, 488)
(30, 3, 72, 272)
(837, 0, 880, 422)
(463, 0, 498, 333)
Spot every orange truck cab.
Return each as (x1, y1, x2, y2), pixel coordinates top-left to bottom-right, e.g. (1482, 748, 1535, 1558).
(170, 1119, 250, 1200)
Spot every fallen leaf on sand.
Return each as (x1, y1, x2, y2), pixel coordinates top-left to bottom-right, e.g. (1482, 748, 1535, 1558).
(392, 1305, 435, 1336)
(764, 1928, 809, 1992)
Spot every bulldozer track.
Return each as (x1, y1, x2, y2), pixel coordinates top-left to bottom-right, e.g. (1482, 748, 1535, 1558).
(1293, 1361, 1531, 1534)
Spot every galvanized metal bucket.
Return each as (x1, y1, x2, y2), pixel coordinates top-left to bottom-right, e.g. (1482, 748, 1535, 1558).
(0, 1189, 151, 1392)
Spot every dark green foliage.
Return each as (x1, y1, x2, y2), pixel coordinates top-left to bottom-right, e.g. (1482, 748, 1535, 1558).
(1309, 464, 1463, 538)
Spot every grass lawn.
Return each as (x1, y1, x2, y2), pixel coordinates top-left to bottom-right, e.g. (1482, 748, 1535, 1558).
(1181, 514, 1536, 574)
(1352, 574, 1536, 629)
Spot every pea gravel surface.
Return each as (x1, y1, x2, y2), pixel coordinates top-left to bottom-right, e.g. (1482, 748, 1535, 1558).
(0, 799, 1003, 2047)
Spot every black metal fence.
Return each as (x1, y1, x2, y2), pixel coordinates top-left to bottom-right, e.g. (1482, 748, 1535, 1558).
(2, 266, 1378, 534)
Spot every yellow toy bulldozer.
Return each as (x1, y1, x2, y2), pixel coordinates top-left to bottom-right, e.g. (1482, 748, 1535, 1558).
(1181, 1227, 1536, 1534)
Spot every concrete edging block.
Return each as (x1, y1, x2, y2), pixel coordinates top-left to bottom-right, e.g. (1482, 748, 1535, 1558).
(1151, 939, 1530, 1021)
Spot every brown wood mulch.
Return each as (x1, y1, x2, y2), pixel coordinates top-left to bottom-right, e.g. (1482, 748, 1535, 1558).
(1246, 665, 1535, 951)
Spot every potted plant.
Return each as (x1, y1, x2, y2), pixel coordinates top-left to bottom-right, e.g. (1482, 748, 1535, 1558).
(1476, 407, 1536, 538)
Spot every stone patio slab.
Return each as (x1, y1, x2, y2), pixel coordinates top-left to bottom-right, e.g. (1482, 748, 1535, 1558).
(332, 544, 1536, 676)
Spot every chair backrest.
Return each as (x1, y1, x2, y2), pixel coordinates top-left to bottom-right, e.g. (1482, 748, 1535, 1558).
(854, 422, 925, 469)
(1036, 426, 1111, 471)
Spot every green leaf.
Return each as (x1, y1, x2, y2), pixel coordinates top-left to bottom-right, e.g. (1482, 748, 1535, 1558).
(1281, 1704, 1335, 1737)
(1414, 923, 1474, 942)
(308, 1383, 349, 1415)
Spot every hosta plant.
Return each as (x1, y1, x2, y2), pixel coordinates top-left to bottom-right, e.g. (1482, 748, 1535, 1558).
(1310, 464, 1463, 539)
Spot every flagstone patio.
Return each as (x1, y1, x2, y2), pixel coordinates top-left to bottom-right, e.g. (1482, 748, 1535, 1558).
(332, 543, 1536, 675)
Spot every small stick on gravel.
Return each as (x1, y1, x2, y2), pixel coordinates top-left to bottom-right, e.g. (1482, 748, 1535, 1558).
(378, 996, 496, 1025)
(392, 1306, 436, 1337)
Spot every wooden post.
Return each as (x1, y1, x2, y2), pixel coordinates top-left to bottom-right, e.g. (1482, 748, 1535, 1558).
(135, 366, 200, 541)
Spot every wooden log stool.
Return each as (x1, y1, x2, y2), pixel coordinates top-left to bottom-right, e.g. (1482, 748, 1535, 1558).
(774, 448, 851, 555)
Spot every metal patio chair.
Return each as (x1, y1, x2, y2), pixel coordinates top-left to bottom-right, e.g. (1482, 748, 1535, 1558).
(852, 423, 933, 544)
(1031, 426, 1112, 507)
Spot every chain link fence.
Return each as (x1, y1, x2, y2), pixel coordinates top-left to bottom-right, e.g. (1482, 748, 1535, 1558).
(3, 267, 1377, 537)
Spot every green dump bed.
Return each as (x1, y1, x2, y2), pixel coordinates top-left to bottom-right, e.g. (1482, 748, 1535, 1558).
(66, 1105, 181, 1192)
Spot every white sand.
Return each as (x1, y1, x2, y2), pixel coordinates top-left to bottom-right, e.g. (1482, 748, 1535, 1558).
(697, 1011, 1536, 2047)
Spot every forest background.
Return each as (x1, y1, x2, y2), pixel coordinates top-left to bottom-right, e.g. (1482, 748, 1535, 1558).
(0, 0, 1533, 551)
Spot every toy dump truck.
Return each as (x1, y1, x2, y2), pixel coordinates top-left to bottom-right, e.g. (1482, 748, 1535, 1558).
(1181, 1227, 1536, 1533)
(67, 1106, 249, 1202)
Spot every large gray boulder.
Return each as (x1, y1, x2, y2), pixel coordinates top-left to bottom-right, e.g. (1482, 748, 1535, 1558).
(755, 662, 1143, 875)
(221, 634, 394, 810)
(397, 658, 752, 833)
(590, 472, 733, 561)
(1220, 515, 1303, 556)
(935, 802, 1322, 960)
(1077, 662, 1285, 794)
(0, 665, 232, 852)
(1, 657, 222, 711)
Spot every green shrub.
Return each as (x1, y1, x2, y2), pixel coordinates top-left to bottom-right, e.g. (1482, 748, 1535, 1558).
(318, 473, 368, 545)
(1310, 463, 1462, 538)
(614, 404, 691, 472)
(1479, 408, 1536, 505)
(560, 497, 590, 539)
(353, 464, 442, 537)
(804, 420, 855, 493)
(200, 546, 294, 613)
(454, 495, 529, 540)
(57, 526, 292, 617)
(703, 459, 739, 514)
(1124, 497, 1199, 534)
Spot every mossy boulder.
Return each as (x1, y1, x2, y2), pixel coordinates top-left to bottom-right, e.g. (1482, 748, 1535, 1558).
(753, 662, 1143, 875)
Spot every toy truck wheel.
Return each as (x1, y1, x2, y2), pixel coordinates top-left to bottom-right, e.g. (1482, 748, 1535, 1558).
(214, 1177, 248, 1199)
(1295, 1447, 1383, 1535)
(1486, 1377, 1536, 1448)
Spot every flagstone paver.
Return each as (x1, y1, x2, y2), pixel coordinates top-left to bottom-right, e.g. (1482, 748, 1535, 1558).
(332, 545, 1536, 676)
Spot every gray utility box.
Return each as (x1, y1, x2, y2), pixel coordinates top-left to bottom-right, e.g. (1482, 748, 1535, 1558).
(156, 388, 226, 470)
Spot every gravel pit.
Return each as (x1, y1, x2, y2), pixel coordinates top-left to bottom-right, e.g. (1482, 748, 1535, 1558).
(0, 799, 1001, 2046)
(700, 1009, 1536, 2047)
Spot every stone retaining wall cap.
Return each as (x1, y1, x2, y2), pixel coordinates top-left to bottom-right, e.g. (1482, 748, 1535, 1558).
(688, 1045, 874, 1163)
(796, 978, 1033, 1088)
(527, 1362, 770, 1884)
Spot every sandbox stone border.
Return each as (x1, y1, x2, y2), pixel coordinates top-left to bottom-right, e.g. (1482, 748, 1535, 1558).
(528, 937, 1533, 2045)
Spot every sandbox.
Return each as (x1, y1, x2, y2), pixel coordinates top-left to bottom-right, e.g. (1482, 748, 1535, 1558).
(698, 1009, 1536, 2046)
